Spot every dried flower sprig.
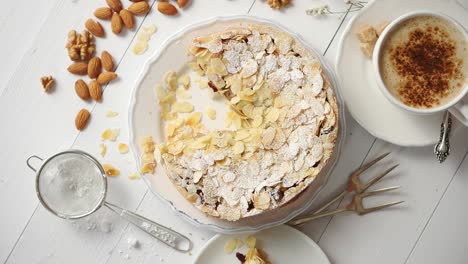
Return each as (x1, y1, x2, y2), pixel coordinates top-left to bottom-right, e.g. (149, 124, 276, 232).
(306, 1, 367, 17)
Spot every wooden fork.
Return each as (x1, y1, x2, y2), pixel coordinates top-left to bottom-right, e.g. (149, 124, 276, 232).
(289, 152, 404, 226)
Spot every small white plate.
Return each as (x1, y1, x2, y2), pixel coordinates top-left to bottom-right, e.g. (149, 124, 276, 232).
(335, 0, 467, 146)
(193, 225, 330, 264)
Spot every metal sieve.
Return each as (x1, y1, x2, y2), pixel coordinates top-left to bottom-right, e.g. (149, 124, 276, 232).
(27, 149, 192, 252)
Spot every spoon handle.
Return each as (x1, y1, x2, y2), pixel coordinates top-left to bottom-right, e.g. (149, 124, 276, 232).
(104, 202, 192, 252)
(434, 111, 451, 163)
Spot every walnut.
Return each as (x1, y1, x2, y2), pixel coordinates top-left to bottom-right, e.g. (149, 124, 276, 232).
(66, 29, 96, 61)
(40, 76, 54, 92)
(267, 0, 291, 9)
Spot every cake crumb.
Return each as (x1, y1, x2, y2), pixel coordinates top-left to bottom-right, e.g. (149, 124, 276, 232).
(127, 237, 140, 249)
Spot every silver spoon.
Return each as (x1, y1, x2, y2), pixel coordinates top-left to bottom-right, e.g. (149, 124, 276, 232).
(434, 111, 452, 163)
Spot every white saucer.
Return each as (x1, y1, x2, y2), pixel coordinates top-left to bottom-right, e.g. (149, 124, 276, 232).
(335, 0, 467, 146)
(193, 225, 330, 264)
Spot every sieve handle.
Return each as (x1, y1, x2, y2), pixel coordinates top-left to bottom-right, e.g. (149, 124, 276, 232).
(104, 202, 192, 252)
(26, 155, 44, 172)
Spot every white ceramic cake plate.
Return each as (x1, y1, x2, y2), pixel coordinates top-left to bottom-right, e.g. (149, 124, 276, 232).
(335, 0, 467, 146)
(193, 225, 330, 264)
(128, 16, 346, 234)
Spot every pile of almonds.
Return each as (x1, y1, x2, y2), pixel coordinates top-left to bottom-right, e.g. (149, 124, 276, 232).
(93, 0, 150, 35)
(71, 0, 153, 131)
(72, 0, 153, 130)
(70, 0, 156, 131)
(42, 0, 195, 131)
(68, 46, 118, 130)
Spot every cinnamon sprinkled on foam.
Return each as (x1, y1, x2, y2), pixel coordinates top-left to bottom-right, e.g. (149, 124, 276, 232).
(389, 24, 464, 108)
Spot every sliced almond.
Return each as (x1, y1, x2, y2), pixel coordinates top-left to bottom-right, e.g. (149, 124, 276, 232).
(140, 163, 155, 174)
(224, 239, 237, 254)
(142, 24, 157, 34)
(101, 51, 114, 71)
(185, 112, 202, 127)
(100, 143, 107, 157)
(261, 126, 276, 146)
(164, 70, 178, 91)
(171, 101, 194, 113)
(75, 109, 90, 131)
(94, 7, 113, 20)
(118, 143, 129, 154)
(103, 164, 120, 176)
(128, 1, 150, 15)
(88, 57, 102, 79)
(105, 110, 118, 117)
(176, 89, 192, 99)
(132, 41, 148, 55)
(119, 9, 134, 29)
(111, 12, 123, 34)
(232, 141, 245, 155)
(101, 128, 120, 141)
(177, 74, 191, 89)
(97, 72, 118, 84)
(67, 62, 88, 75)
(165, 123, 177, 137)
(128, 172, 140, 180)
(167, 141, 185, 155)
(75, 79, 90, 100)
(246, 235, 256, 249)
(206, 107, 216, 120)
(89, 80, 102, 102)
(265, 107, 280, 123)
(85, 19, 105, 37)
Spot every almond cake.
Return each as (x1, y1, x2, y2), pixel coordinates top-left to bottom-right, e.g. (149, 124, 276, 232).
(141, 24, 339, 221)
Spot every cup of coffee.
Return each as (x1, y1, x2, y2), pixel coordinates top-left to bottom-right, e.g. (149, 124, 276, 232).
(373, 11, 468, 126)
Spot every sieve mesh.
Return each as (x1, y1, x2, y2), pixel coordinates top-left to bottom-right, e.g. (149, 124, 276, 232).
(37, 152, 106, 219)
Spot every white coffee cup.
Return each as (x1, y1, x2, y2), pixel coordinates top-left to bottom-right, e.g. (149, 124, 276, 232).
(373, 11, 468, 126)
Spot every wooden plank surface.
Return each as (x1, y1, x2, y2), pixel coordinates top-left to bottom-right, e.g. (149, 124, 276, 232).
(0, 0, 467, 263)
(0, 0, 60, 95)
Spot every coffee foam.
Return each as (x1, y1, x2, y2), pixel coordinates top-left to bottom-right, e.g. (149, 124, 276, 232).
(379, 15, 467, 109)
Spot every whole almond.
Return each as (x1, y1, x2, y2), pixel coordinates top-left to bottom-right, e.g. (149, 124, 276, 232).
(89, 80, 103, 102)
(97, 72, 118, 84)
(119, 9, 134, 29)
(111, 12, 123, 34)
(75, 109, 90, 130)
(128, 1, 150, 15)
(106, 0, 122, 12)
(88, 57, 102, 79)
(158, 2, 178, 16)
(177, 0, 190, 8)
(94, 7, 113, 19)
(101, 51, 114, 71)
(68, 62, 88, 75)
(85, 19, 105, 37)
(75, 79, 90, 100)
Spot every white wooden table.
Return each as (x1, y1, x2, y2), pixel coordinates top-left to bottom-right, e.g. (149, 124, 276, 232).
(1, 0, 467, 263)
